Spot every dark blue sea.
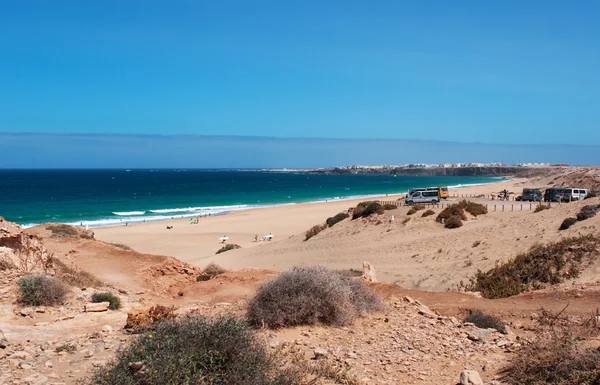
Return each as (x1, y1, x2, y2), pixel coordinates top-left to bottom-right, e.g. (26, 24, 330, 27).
(0, 170, 501, 228)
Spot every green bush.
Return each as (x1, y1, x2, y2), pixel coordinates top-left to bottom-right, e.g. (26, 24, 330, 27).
(421, 209, 435, 218)
(247, 266, 382, 329)
(89, 315, 297, 385)
(305, 224, 327, 241)
(326, 212, 349, 227)
(559, 217, 577, 230)
(464, 310, 505, 333)
(17, 275, 68, 306)
(91, 292, 121, 310)
(436, 204, 467, 223)
(216, 244, 241, 254)
(352, 201, 384, 219)
(407, 205, 425, 215)
(468, 235, 600, 299)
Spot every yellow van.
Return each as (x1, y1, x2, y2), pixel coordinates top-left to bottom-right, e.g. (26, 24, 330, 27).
(438, 186, 449, 199)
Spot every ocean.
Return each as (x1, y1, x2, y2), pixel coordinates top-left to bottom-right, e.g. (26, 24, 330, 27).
(0, 169, 501, 228)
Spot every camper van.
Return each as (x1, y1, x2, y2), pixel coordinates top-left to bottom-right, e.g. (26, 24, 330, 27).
(409, 186, 448, 200)
(405, 190, 440, 205)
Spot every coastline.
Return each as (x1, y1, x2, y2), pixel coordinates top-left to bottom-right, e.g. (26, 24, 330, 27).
(93, 176, 522, 267)
(21, 177, 506, 229)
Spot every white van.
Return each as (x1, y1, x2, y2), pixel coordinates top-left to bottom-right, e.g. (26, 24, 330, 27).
(405, 190, 440, 205)
(570, 188, 589, 200)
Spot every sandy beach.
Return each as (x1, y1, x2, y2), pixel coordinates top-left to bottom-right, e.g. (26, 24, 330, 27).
(95, 177, 526, 268)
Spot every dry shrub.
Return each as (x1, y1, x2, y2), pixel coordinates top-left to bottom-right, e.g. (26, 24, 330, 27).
(436, 204, 467, 223)
(91, 292, 121, 310)
(402, 217, 411, 224)
(203, 262, 228, 277)
(464, 310, 505, 333)
(326, 212, 349, 227)
(90, 315, 298, 385)
(125, 305, 177, 332)
(576, 204, 600, 221)
(305, 224, 327, 241)
(584, 191, 598, 199)
(504, 307, 600, 385)
(468, 235, 600, 299)
(407, 205, 425, 215)
(461, 201, 488, 216)
(352, 201, 384, 219)
(105, 242, 132, 251)
(55, 343, 77, 353)
(52, 259, 103, 288)
(534, 205, 550, 213)
(421, 209, 435, 218)
(444, 216, 463, 228)
(559, 217, 577, 231)
(216, 243, 241, 254)
(17, 275, 68, 306)
(382, 203, 397, 210)
(247, 266, 382, 329)
(46, 224, 78, 238)
(472, 240, 481, 248)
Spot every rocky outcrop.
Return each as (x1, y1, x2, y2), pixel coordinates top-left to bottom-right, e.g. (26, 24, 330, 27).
(460, 370, 484, 385)
(362, 261, 377, 282)
(84, 302, 110, 312)
(0, 219, 52, 273)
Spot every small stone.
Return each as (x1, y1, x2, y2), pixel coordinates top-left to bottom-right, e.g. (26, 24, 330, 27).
(84, 302, 109, 312)
(45, 360, 53, 368)
(19, 361, 33, 369)
(269, 340, 280, 349)
(36, 306, 47, 313)
(35, 322, 50, 327)
(82, 348, 94, 358)
(468, 328, 492, 342)
(460, 369, 484, 385)
(313, 348, 329, 359)
(101, 325, 113, 334)
(20, 307, 35, 317)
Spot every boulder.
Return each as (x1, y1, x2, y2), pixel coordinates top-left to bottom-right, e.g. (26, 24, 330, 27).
(362, 261, 377, 282)
(313, 348, 329, 359)
(467, 328, 492, 342)
(85, 302, 109, 312)
(460, 370, 484, 385)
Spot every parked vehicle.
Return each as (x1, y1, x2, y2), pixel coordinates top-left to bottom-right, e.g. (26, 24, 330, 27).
(567, 188, 589, 200)
(409, 186, 448, 199)
(517, 188, 543, 202)
(544, 188, 572, 202)
(406, 190, 440, 205)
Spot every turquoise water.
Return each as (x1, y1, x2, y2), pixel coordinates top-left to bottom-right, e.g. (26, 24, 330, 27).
(0, 170, 501, 228)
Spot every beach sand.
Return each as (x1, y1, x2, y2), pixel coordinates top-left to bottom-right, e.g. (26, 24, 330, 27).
(95, 177, 526, 267)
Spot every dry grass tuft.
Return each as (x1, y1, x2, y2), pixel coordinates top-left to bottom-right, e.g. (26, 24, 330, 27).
(407, 205, 425, 215)
(352, 202, 384, 219)
(559, 217, 577, 231)
(464, 310, 505, 333)
(421, 209, 435, 218)
(17, 275, 68, 306)
(326, 212, 349, 227)
(534, 205, 550, 213)
(52, 258, 103, 288)
(305, 224, 327, 241)
(247, 266, 382, 329)
(216, 243, 241, 254)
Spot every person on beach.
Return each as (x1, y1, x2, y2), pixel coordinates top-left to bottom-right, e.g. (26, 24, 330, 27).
(254, 234, 258, 242)
(222, 235, 227, 243)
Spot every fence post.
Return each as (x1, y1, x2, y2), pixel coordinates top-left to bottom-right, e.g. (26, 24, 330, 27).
(521, 204, 523, 211)
(502, 204, 504, 212)
(512, 204, 514, 211)
(494, 204, 496, 212)
(530, 203, 532, 210)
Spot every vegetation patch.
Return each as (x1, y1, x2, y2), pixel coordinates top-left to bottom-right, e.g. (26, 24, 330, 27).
(402, 217, 411, 224)
(104, 242, 133, 251)
(464, 310, 505, 333)
(326, 212, 349, 227)
(247, 265, 382, 329)
(216, 243, 241, 254)
(382, 203, 397, 210)
(90, 315, 298, 385)
(52, 258, 103, 288)
(352, 201, 384, 220)
(436, 200, 487, 229)
(559, 217, 577, 231)
(576, 204, 600, 221)
(305, 224, 327, 241)
(406, 205, 425, 215)
(584, 191, 598, 199)
(17, 275, 68, 306)
(534, 205, 550, 213)
(421, 209, 435, 218)
(467, 235, 600, 299)
(91, 292, 121, 310)
(46, 224, 78, 238)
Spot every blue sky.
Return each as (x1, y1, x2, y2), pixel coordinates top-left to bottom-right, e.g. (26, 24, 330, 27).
(1, 1, 599, 167)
